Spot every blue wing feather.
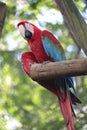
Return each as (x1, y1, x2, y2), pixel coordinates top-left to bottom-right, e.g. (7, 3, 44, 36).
(42, 36, 65, 62)
(66, 77, 78, 96)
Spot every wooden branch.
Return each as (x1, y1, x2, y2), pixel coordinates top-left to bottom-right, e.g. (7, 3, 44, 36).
(0, 2, 7, 37)
(54, 0, 87, 55)
(30, 58, 87, 81)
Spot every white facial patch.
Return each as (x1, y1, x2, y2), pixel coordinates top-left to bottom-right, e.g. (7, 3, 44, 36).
(18, 25, 25, 38)
(25, 23, 34, 34)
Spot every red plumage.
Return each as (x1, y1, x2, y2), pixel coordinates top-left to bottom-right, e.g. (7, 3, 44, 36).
(17, 21, 81, 130)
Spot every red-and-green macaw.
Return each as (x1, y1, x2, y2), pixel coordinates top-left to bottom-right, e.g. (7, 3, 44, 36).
(17, 21, 81, 130)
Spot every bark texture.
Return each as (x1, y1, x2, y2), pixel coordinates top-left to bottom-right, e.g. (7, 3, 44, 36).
(30, 58, 87, 81)
(0, 2, 7, 37)
(54, 0, 87, 55)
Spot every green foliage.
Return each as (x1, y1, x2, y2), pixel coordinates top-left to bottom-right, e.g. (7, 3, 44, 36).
(0, 117, 7, 130)
(0, 0, 87, 130)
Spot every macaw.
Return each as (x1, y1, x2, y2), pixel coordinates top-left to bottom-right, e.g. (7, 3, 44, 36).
(17, 21, 81, 130)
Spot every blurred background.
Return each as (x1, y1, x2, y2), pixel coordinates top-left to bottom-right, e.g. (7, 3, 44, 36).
(0, 0, 87, 130)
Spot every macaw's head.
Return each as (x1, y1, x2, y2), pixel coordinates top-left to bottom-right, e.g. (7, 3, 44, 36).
(17, 21, 41, 41)
(17, 21, 34, 40)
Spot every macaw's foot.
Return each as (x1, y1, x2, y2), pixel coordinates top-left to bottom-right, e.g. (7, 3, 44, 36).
(42, 61, 51, 65)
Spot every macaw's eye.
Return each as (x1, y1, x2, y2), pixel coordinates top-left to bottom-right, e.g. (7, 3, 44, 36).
(25, 30, 32, 39)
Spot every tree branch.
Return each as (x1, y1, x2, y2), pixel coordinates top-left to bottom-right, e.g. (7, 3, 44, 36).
(0, 2, 7, 37)
(30, 58, 87, 81)
(54, 0, 87, 55)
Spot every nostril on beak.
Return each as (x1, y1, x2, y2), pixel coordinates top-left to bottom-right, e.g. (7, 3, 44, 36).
(25, 30, 32, 39)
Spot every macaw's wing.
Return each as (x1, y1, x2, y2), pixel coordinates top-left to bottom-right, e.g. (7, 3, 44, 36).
(41, 31, 81, 130)
(41, 30, 65, 62)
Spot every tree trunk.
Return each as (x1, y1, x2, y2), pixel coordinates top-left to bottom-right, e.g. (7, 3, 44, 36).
(54, 0, 87, 55)
(0, 2, 7, 37)
(30, 58, 87, 81)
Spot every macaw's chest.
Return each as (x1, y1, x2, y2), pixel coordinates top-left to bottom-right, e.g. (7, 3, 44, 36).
(29, 39, 53, 63)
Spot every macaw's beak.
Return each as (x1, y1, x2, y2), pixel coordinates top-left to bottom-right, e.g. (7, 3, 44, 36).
(25, 30, 32, 39)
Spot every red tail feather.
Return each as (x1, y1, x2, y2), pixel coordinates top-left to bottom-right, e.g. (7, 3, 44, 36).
(57, 89, 75, 130)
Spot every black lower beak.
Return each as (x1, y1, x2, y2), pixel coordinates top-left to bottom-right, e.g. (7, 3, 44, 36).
(25, 30, 32, 39)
